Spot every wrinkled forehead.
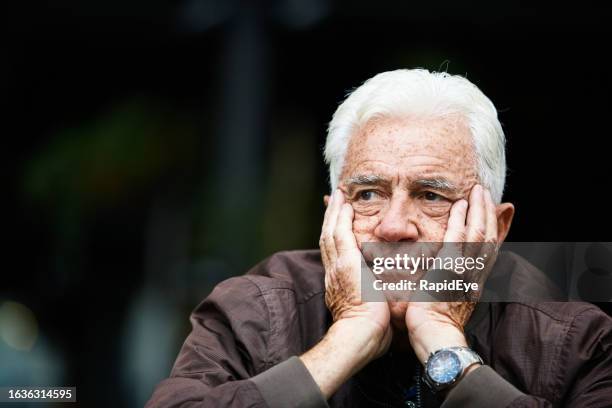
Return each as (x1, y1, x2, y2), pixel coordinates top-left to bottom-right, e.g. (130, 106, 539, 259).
(342, 115, 478, 182)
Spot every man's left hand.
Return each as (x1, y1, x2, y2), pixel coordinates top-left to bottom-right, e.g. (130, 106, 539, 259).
(405, 184, 499, 365)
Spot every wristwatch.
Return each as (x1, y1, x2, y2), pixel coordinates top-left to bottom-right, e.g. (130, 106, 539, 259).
(422, 346, 483, 393)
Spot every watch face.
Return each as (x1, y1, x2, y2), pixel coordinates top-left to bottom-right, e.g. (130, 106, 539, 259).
(427, 350, 462, 384)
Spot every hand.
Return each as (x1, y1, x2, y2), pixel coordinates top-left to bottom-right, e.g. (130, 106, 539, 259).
(300, 189, 392, 398)
(321, 189, 392, 356)
(405, 184, 498, 364)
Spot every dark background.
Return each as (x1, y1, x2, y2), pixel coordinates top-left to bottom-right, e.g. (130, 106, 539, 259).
(3, 1, 612, 406)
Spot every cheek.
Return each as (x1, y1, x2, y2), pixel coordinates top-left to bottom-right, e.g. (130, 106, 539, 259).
(352, 213, 381, 243)
(351, 203, 454, 242)
(415, 211, 449, 241)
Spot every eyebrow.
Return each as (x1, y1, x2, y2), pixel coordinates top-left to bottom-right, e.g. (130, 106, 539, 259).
(411, 178, 459, 194)
(343, 174, 460, 195)
(344, 174, 390, 188)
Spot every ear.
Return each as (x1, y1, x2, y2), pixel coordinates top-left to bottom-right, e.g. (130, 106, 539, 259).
(323, 195, 331, 207)
(495, 202, 515, 243)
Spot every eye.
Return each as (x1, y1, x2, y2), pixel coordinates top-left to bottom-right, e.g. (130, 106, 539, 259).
(359, 190, 376, 201)
(423, 191, 443, 201)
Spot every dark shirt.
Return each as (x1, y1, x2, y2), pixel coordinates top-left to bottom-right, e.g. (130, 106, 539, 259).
(146, 250, 612, 407)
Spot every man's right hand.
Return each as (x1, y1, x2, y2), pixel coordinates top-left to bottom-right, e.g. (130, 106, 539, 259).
(300, 189, 391, 399)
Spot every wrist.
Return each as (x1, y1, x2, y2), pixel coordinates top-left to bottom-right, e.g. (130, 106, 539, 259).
(422, 346, 483, 395)
(328, 318, 385, 362)
(300, 318, 385, 399)
(409, 323, 468, 365)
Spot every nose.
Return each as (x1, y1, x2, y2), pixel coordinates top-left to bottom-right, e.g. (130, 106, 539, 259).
(374, 197, 419, 242)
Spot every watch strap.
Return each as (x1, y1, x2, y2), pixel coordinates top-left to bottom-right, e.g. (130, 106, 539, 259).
(423, 346, 483, 393)
(453, 346, 483, 370)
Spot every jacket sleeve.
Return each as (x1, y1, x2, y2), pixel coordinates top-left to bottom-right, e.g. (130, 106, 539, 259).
(145, 276, 328, 408)
(442, 305, 612, 408)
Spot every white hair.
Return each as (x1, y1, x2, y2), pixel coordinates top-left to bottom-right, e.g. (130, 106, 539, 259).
(324, 68, 506, 203)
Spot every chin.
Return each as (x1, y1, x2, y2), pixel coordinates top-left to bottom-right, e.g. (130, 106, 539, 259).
(389, 301, 409, 332)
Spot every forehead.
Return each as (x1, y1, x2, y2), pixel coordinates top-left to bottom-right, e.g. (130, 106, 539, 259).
(342, 115, 477, 183)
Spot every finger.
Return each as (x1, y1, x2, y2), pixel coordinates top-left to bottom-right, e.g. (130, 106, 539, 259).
(465, 188, 499, 287)
(320, 191, 335, 269)
(321, 189, 345, 263)
(483, 188, 498, 245)
(440, 199, 468, 265)
(321, 192, 343, 289)
(444, 199, 468, 243)
(334, 203, 358, 253)
(466, 184, 486, 243)
(320, 190, 336, 236)
(334, 203, 365, 292)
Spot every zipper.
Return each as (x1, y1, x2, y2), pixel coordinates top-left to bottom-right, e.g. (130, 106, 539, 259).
(415, 364, 422, 408)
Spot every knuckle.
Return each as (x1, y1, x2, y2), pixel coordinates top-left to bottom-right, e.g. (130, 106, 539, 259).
(335, 256, 348, 271)
(486, 236, 498, 245)
(473, 227, 486, 241)
(322, 231, 334, 245)
(333, 228, 344, 243)
(454, 230, 466, 242)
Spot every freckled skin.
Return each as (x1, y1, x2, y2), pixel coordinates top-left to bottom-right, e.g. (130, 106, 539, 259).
(338, 115, 480, 336)
(305, 113, 514, 393)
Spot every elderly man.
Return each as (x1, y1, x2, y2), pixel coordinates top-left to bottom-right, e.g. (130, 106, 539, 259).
(147, 69, 612, 407)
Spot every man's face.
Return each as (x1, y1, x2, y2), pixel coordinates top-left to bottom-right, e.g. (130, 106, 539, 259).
(338, 114, 480, 332)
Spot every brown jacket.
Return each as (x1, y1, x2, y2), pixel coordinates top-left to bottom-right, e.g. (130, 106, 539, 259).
(146, 250, 612, 407)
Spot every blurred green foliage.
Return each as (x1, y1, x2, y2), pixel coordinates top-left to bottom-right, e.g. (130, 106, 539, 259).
(23, 98, 199, 211)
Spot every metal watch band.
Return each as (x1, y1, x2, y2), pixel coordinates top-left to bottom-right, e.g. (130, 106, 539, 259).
(423, 346, 483, 393)
(453, 346, 484, 370)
